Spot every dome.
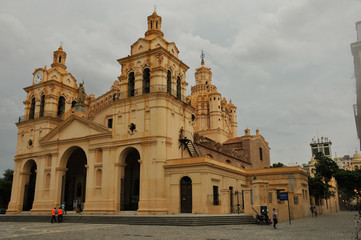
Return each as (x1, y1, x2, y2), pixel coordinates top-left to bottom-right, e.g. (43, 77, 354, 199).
(353, 151, 361, 160)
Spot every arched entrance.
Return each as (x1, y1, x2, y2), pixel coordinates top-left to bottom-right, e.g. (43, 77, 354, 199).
(62, 147, 87, 211)
(22, 160, 37, 211)
(180, 176, 192, 213)
(121, 148, 140, 210)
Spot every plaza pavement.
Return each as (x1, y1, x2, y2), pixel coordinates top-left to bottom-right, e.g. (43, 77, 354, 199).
(0, 211, 357, 240)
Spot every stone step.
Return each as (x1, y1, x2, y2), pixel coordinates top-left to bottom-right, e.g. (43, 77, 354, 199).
(0, 214, 256, 226)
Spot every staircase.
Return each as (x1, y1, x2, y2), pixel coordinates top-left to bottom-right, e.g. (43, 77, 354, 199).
(0, 214, 256, 226)
(185, 140, 199, 157)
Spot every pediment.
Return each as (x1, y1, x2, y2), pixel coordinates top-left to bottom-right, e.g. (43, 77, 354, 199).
(40, 115, 112, 144)
(131, 38, 150, 55)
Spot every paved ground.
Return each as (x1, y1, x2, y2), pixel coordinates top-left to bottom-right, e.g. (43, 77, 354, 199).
(0, 211, 358, 240)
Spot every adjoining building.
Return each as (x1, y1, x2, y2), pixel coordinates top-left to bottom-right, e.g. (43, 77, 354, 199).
(8, 12, 310, 220)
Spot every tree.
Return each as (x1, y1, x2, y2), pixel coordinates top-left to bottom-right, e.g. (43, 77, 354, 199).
(314, 152, 339, 183)
(270, 162, 286, 168)
(308, 175, 330, 204)
(334, 168, 361, 203)
(308, 153, 338, 204)
(0, 169, 13, 209)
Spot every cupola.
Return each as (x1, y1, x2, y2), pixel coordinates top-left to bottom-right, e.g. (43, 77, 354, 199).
(145, 11, 164, 37)
(51, 46, 67, 70)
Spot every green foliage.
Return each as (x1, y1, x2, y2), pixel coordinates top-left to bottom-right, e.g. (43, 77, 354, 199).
(314, 152, 339, 183)
(308, 153, 338, 202)
(334, 168, 361, 202)
(308, 175, 330, 204)
(0, 169, 13, 206)
(270, 162, 286, 168)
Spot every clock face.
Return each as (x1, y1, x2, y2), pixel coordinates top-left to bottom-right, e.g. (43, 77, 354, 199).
(34, 71, 43, 84)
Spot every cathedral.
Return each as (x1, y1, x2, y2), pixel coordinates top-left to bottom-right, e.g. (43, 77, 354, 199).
(8, 12, 312, 220)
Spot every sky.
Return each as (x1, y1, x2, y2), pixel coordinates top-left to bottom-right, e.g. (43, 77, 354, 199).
(1, 0, 361, 173)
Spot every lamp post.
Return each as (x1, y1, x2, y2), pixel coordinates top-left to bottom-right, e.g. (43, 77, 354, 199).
(355, 189, 360, 215)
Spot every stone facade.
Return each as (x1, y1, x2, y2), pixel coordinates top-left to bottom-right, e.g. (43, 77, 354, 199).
(8, 12, 310, 219)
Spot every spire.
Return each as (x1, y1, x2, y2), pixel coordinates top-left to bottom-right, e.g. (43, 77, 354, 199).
(145, 10, 164, 37)
(51, 45, 67, 70)
(200, 50, 205, 66)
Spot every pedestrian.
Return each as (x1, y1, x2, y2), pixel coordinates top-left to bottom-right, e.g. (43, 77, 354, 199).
(272, 208, 278, 229)
(313, 205, 317, 218)
(61, 202, 66, 215)
(51, 207, 57, 223)
(58, 207, 63, 223)
(310, 205, 314, 217)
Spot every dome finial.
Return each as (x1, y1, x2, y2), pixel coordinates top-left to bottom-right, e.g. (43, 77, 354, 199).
(200, 50, 205, 65)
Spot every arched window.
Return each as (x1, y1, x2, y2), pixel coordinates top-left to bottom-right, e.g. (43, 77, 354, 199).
(39, 95, 45, 117)
(167, 70, 172, 93)
(59, 56, 61, 63)
(57, 96, 65, 117)
(128, 72, 135, 97)
(150, 21, 153, 29)
(143, 68, 150, 94)
(356, 166, 359, 170)
(176, 76, 181, 100)
(29, 97, 35, 120)
(156, 21, 158, 29)
(71, 101, 76, 108)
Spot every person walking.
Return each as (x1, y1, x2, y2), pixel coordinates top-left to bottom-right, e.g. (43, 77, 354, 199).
(51, 207, 57, 223)
(310, 205, 314, 217)
(61, 202, 66, 215)
(314, 205, 318, 218)
(272, 208, 278, 229)
(58, 207, 63, 223)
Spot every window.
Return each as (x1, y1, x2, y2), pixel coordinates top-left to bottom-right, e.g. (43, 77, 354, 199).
(143, 68, 150, 94)
(29, 97, 35, 120)
(167, 70, 172, 93)
(324, 147, 330, 156)
(156, 21, 158, 29)
(259, 148, 263, 161)
(107, 118, 113, 128)
(150, 21, 153, 29)
(59, 56, 61, 63)
(176, 77, 181, 100)
(128, 72, 135, 97)
(57, 96, 65, 117)
(294, 196, 299, 204)
(312, 148, 318, 155)
(39, 95, 45, 117)
(213, 186, 219, 205)
(71, 101, 76, 108)
(356, 166, 359, 170)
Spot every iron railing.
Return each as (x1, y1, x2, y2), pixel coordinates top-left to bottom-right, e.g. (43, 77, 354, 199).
(18, 111, 64, 123)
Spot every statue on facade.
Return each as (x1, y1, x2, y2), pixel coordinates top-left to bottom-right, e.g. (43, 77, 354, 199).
(77, 82, 86, 104)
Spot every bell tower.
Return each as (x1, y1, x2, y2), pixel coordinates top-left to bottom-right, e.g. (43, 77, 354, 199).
(51, 46, 67, 70)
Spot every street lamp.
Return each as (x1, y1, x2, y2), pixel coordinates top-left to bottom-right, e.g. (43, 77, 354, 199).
(355, 189, 360, 215)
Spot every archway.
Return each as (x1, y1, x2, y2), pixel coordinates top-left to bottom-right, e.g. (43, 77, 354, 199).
(121, 148, 140, 210)
(180, 176, 192, 213)
(22, 160, 37, 211)
(63, 147, 87, 211)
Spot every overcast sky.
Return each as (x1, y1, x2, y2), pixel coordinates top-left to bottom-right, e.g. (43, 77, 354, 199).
(1, 0, 361, 173)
